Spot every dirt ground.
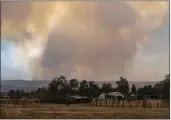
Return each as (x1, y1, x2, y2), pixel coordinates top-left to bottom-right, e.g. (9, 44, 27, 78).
(1, 103, 170, 119)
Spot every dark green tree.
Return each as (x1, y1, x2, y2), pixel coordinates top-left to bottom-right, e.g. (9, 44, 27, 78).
(8, 90, 16, 99)
(116, 77, 129, 96)
(36, 87, 49, 102)
(29, 91, 37, 98)
(162, 74, 170, 100)
(69, 78, 79, 94)
(87, 81, 101, 99)
(59, 76, 69, 96)
(137, 85, 154, 99)
(48, 75, 69, 102)
(48, 78, 58, 92)
(153, 83, 163, 99)
(15, 90, 21, 98)
(101, 83, 113, 94)
(131, 84, 136, 94)
(79, 80, 89, 96)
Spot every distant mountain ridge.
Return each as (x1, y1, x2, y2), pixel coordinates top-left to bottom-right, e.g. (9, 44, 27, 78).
(1, 80, 49, 92)
(1, 80, 158, 92)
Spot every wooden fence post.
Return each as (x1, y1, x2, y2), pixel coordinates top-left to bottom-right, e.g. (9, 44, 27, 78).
(136, 100, 138, 107)
(143, 99, 147, 108)
(149, 103, 152, 108)
(109, 99, 112, 107)
(117, 100, 120, 107)
(107, 100, 109, 107)
(129, 102, 132, 107)
(105, 99, 107, 106)
(123, 100, 124, 107)
(164, 102, 167, 108)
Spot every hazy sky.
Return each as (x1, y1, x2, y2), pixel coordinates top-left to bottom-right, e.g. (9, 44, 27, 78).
(1, 1, 169, 82)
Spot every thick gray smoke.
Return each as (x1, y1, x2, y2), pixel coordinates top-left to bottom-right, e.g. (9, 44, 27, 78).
(37, 2, 146, 80)
(1, 2, 167, 81)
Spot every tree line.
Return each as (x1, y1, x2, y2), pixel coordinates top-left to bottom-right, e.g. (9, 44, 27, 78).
(1, 74, 169, 103)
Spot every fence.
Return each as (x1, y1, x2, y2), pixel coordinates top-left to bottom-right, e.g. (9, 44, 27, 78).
(0, 99, 40, 105)
(90, 99, 169, 108)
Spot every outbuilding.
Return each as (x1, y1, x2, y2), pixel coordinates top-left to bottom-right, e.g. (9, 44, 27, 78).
(98, 93, 107, 99)
(107, 92, 124, 99)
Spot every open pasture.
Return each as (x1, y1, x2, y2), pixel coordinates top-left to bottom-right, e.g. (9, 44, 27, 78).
(1, 101, 169, 119)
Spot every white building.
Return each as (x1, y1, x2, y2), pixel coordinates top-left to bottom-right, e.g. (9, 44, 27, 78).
(108, 92, 124, 99)
(98, 93, 107, 99)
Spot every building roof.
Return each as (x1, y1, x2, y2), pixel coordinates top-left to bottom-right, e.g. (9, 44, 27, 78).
(130, 94, 137, 97)
(67, 95, 88, 99)
(108, 92, 124, 98)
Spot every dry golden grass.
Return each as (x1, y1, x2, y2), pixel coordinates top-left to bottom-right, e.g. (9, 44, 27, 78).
(1, 101, 170, 119)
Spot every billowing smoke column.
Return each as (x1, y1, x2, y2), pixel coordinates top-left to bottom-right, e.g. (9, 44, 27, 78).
(1, 1, 168, 80)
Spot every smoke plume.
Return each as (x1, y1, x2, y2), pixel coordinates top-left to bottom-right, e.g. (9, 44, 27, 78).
(1, 1, 168, 80)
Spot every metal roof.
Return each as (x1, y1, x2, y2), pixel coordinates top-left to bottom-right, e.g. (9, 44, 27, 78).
(108, 92, 124, 98)
(67, 95, 88, 99)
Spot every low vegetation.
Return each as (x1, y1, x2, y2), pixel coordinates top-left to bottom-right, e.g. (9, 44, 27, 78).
(1, 74, 169, 103)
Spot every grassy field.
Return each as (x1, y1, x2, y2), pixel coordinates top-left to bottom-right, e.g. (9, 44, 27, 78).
(1, 103, 170, 119)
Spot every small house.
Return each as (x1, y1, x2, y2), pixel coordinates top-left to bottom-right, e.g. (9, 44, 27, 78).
(98, 93, 107, 99)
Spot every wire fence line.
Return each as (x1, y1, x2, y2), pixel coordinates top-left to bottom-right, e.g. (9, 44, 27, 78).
(90, 99, 169, 108)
